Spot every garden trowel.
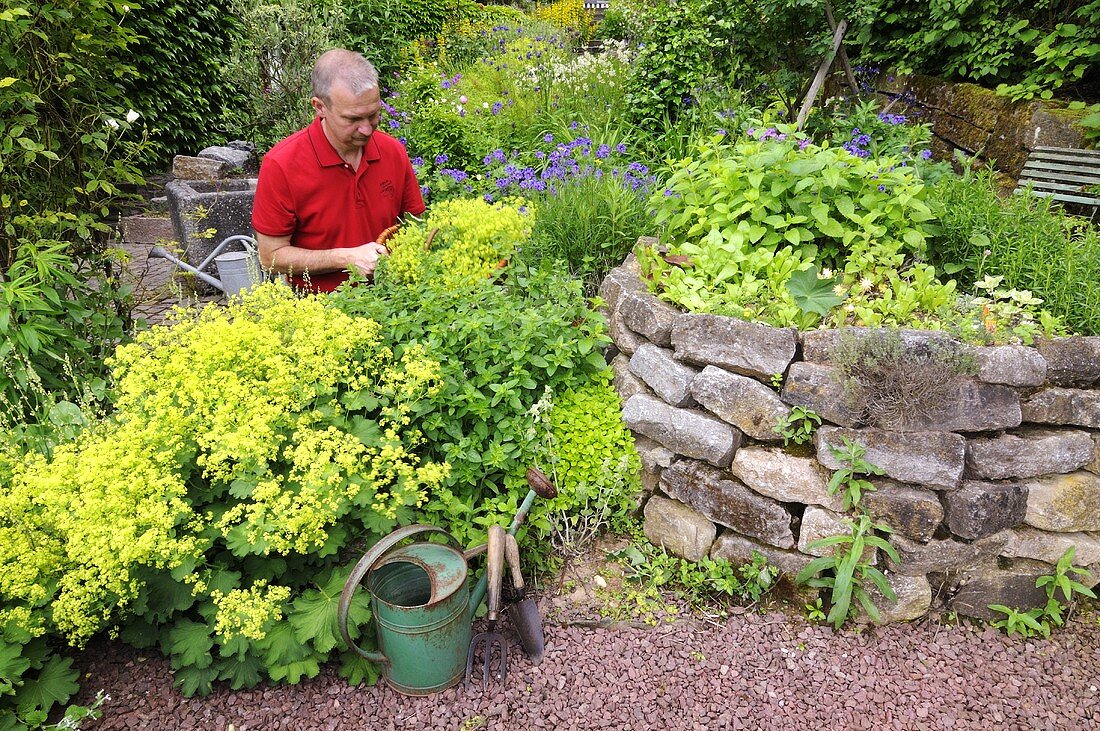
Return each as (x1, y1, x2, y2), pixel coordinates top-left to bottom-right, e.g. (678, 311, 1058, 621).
(503, 532, 545, 664)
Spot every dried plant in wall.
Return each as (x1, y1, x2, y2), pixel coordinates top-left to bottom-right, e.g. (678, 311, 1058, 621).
(831, 329, 977, 429)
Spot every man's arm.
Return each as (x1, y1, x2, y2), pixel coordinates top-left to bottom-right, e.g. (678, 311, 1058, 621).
(256, 233, 389, 278)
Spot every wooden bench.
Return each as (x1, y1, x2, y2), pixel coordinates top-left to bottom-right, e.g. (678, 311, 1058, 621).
(1016, 146, 1100, 221)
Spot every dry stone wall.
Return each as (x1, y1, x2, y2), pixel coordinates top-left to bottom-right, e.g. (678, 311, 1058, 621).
(603, 244, 1100, 623)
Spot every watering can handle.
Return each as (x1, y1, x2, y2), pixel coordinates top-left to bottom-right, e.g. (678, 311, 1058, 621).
(338, 524, 457, 665)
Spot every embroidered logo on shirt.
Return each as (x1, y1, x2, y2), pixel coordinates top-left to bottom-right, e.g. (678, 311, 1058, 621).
(379, 180, 395, 198)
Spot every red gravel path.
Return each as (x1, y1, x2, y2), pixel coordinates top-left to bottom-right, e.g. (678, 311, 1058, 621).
(74, 609, 1100, 731)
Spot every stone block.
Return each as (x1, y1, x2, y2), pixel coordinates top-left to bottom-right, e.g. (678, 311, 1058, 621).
(599, 265, 646, 319)
(618, 290, 680, 347)
(1001, 528, 1100, 567)
(877, 380, 1021, 433)
(640, 465, 662, 499)
(611, 354, 651, 404)
(120, 214, 175, 244)
(172, 154, 231, 180)
(633, 434, 674, 473)
(609, 309, 645, 356)
(779, 361, 861, 427)
(660, 459, 794, 548)
(622, 394, 741, 468)
(800, 328, 963, 364)
(815, 426, 966, 489)
(1022, 471, 1100, 532)
(691, 366, 791, 441)
(642, 496, 716, 562)
(198, 143, 256, 172)
(629, 343, 698, 408)
(863, 479, 944, 542)
(798, 506, 875, 564)
(731, 446, 843, 511)
(1088, 434, 1100, 476)
(1036, 337, 1100, 387)
(165, 178, 258, 277)
(710, 531, 815, 577)
(1021, 387, 1100, 428)
(974, 345, 1046, 387)
(946, 563, 1048, 620)
(887, 533, 1009, 575)
(671, 314, 797, 380)
(965, 429, 1095, 480)
(943, 480, 1028, 540)
(854, 573, 932, 625)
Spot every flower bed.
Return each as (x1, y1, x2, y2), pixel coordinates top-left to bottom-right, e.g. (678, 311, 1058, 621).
(604, 244, 1100, 624)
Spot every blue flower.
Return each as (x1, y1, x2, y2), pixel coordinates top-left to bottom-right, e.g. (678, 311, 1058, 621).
(615, 143, 627, 154)
(492, 102, 503, 115)
(543, 133, 554, 143)
(411, 157, 424, 166)
(434, 153, 449, 165)
(878, 184, 886, 192)
(484, 193, 494, 202)
(388, 119, 401, 129)
(920, 149, 932, 160)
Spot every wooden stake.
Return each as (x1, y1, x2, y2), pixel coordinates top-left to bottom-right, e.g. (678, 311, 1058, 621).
(795, 19, 847, 131)
(825, 1, 859, 95)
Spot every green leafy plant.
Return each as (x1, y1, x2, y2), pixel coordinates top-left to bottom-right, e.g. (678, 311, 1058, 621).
(795, 514, 900, 629)
(990, 546, 1097, 638)
(772, 406, 822, 447)
(609, 538, 776, 623)
(825, 436, 885, 511)
(804, 597, 826, 622)
(928, 166, 1099, 336)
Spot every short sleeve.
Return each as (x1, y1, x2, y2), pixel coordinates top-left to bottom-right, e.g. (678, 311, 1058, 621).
(251, 156, 297, 237)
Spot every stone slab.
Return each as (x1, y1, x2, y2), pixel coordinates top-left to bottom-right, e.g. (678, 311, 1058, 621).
(855, 573, 932, 625)
(691, 366, 791, 441)
(863, 479, 944, 542)
(619, 290, 680, 347)
(974, 345, 1046, 387)
(946, 563, 1049, 620)
(1022, 471, 1100, 532)
(887, 532, 1009, 575)
(672, 314, 797, 380)
(642, 496, 716, 562)
(172, 154, 231, 180)
(730, 446, 843, 511)
(943, 480, 1028, 540)
(660, 459, 795, 549)
(611, 354, 652, 403)
(1021, 387, 1100, 428)
(1000, 528, 1100, 567)
(1036, 337, 1100, 387)
(622, 394, 741, 468)
(798, 506, 876, 564)
(780, 361, 861, 428)
(629, 343, 698, 408)
(710, 531, 815, 577)
(816, 426, 966, 489)
(965, 428, 1095, 480)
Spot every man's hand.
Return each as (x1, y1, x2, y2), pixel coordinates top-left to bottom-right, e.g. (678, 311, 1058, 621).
(345, 241, 390, 277)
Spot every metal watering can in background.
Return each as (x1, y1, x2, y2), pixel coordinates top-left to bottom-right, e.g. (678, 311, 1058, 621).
(149, 234, 264, 297)
(338, 476, 554, 696)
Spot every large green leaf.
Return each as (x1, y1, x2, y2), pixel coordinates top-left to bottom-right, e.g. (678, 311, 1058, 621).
(14, 655, 78, 718)
(289, 568, 373, 654)
(174, 663, 219, 698)
(787, 267, 844, 317)
(165, 619, 214, 670)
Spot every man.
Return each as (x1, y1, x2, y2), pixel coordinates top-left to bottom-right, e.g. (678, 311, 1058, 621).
(252, 49, 425, 293)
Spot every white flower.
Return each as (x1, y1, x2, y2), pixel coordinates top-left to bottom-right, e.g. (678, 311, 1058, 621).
(482, 102, 489, 109)
(125, 109, 140, 123)
(458, 95, 467, 104)
(105, 118, 120, 130)
(859, 277, 874, 292)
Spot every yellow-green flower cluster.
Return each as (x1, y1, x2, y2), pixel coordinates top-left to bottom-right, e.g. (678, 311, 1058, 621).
(211, 580, 292, 642)
(534, 0, 594, 36)
(383, 198, 534, 287)
(3, 283, 449, 645)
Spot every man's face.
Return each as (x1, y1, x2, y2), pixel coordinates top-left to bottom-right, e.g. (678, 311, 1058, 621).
(312, 82, 381, 151)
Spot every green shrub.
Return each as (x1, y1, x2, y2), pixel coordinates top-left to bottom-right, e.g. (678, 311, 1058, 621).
(927, 167, 1100, 335)
(850, 0, 1100, 101)
(540, 376, 642, 555)
(114, 0, 246, 164)
(1, 0, 145, 432)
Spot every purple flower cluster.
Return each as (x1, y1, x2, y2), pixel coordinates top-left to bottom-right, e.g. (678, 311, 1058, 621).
(877, 112, 907, 125)
(440, 73, 463, 89)
(843, 128, 873, 158)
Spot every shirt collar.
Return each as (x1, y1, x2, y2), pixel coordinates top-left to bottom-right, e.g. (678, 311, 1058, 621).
(308, 116, 382, 167)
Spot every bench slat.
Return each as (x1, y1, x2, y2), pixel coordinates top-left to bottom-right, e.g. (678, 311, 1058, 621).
(1019, 170, 1100, 188)
(1017, 179, 1099, 196)
(1033, 146, 1100, 159)
(1015, 189, 1100, 207)
(1020, 160, 1100, 179)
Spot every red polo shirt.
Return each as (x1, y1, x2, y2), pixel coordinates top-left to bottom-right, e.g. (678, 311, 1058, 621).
(252, 117, 425, 292)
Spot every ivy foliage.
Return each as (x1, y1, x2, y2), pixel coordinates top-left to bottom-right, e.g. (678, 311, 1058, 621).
(112, 0, 246, 165)
(849, 0, 1100, 100)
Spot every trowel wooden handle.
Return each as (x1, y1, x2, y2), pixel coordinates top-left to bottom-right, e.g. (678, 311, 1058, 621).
(503, 534, 525, 592)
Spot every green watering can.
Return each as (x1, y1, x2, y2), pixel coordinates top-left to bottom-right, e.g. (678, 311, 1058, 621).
(338, 474, 553, 696)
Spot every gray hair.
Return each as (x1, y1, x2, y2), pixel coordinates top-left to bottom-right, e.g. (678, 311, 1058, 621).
(312, 49, 379, 103)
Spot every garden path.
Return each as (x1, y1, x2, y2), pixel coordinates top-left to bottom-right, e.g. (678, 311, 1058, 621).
(73, 603, 1100, 730)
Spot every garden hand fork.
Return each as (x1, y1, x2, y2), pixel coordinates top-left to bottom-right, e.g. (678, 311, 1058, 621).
(465, 524, 508, 686)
